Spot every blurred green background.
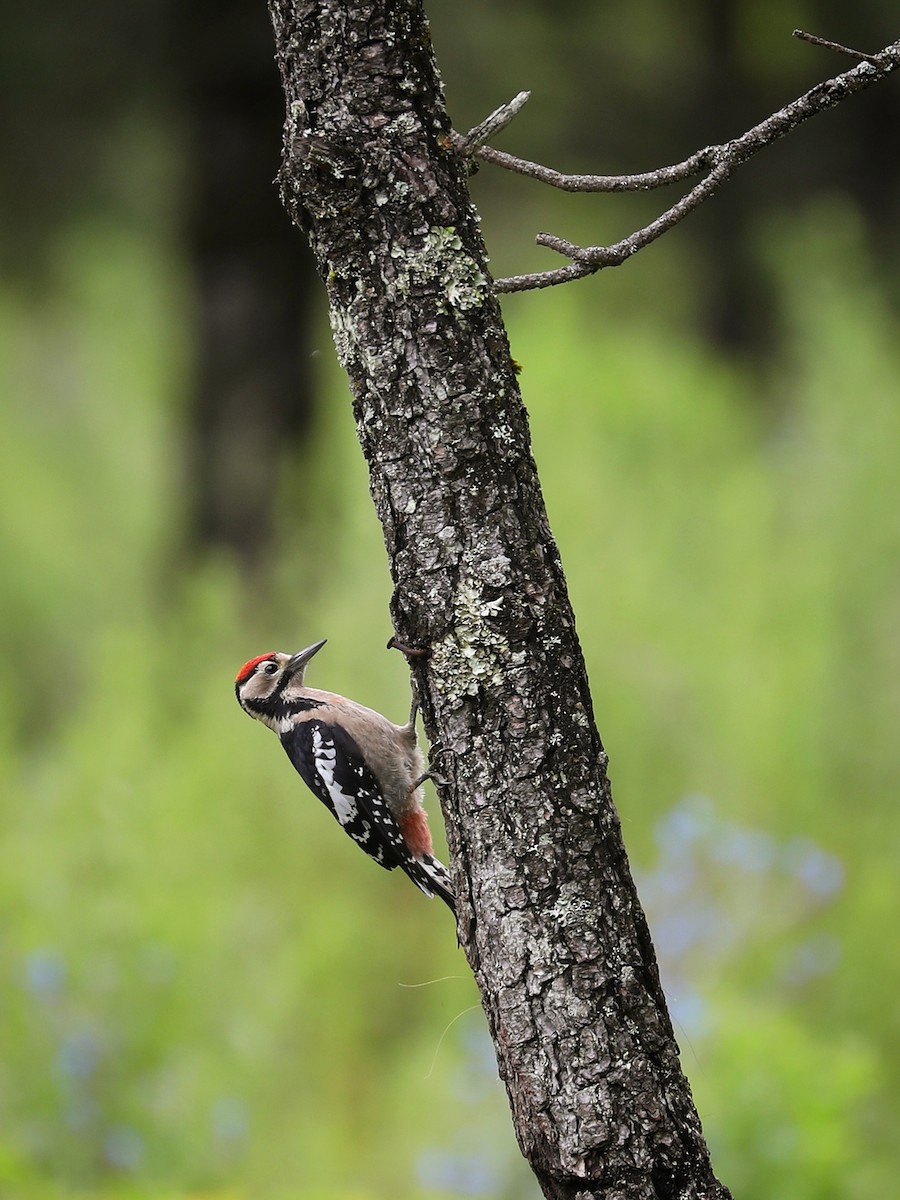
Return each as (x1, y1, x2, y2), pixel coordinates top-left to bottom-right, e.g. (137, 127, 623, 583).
(2, 2, 899, 1197)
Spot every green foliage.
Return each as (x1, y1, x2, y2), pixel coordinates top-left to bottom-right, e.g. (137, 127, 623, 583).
(2, 196, 899, 1199)
(696, 998, 884, 1200)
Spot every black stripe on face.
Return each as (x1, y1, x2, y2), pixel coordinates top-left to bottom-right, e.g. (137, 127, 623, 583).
(269, 667, 291, 702)
(244, 695, 323, 719)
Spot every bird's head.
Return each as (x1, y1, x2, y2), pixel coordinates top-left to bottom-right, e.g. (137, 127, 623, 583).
(234, 639, 327, 725)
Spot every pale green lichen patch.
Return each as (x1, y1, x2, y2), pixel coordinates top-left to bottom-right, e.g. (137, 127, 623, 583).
(327, 280, 395, 380)
(326, 302, 352, 369)
(430, 549, 512, 697)
(389, 226, 487, 312)
(387, 111, 420, 137)
(326, 226, 487, 374)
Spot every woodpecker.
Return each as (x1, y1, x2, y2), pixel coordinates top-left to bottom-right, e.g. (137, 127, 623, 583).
(234, 639, 455, 914)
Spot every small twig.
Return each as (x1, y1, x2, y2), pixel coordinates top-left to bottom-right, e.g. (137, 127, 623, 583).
(793, 29, 880, 64)
(540, 155, 731, 260)
(455, 91, 531, 157)
(495, 160, 732, 292)
(484, 36, 900, 294)
(474, 143, 719, 193)
(386, 635, 430, 658)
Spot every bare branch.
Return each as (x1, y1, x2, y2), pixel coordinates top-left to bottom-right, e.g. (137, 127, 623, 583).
(488, 36, 900, 294)
(475, 143, 719, 193)
(498, 162, 734, 291)
(793, 28, 880, 64)
(455, 91, 531, 157)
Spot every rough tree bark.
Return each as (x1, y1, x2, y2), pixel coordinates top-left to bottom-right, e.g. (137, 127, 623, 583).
(266, 2, 730, 1197)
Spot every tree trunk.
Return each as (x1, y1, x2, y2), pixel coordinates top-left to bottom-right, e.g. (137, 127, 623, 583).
(266, 2, 732, 1196)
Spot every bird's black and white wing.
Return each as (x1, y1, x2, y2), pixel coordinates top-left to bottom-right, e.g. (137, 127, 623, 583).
(279, 718, 410, 872)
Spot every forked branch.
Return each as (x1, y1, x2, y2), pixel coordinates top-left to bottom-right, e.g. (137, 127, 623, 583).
(459, 32, 900, 293)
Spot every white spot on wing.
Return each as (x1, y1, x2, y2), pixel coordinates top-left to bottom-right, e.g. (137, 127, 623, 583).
(312, 727, 358, 825)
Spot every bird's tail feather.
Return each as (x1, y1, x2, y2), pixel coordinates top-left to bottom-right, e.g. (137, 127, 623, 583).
(407, 854, 456, 916)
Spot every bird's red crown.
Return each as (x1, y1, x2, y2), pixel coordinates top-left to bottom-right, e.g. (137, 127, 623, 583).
(235, 653, 277, 684)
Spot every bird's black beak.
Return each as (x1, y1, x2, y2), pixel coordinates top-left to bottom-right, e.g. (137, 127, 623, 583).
(286, 639, 327, 676)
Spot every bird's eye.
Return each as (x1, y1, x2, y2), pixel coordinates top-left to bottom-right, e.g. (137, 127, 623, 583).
(262, 661, 279, 675)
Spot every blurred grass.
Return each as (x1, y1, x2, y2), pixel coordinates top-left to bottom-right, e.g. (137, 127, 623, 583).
(1, 194, 899, 1197)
